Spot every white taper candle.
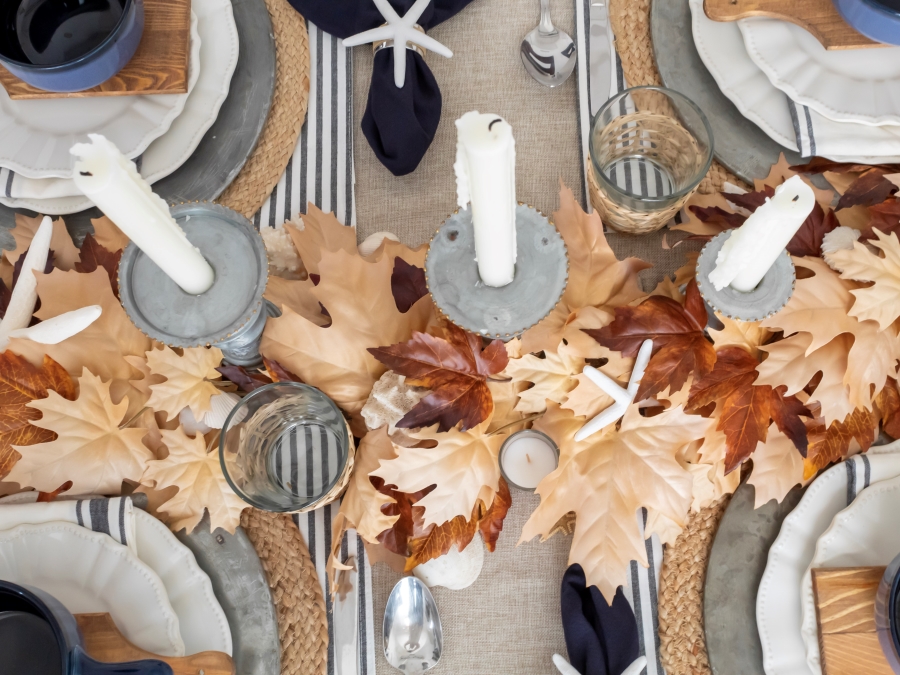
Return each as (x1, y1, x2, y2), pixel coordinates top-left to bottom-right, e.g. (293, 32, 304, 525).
(71, 134, 215, 295)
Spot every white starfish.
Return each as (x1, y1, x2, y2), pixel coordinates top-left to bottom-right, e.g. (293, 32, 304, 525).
(343, 0, 453, 88)
(574, 339, 653, 442)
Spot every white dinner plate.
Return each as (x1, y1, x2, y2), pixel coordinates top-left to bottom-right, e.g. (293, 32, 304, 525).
(0, 521, 185, 656)
(739, 17, 900, 126)
(800, 471, 900, 674)
(756, 442, 900, 675)
(1, 0, 238, 214)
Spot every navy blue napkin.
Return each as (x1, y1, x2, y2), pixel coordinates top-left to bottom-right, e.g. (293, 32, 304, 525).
(286, 0, 476, 175)
(561, 564, 641, 675)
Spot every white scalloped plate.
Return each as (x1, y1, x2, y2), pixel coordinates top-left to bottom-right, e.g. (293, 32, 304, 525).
(0, 521, 185, 656)
(756, 442, 900, 675)
(739, 17, 900, 126)
(800, 471, 900, 674)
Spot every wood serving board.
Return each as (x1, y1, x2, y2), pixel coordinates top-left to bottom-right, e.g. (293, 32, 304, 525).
(812, 567, 893, 675)
(75, 613, 235, 675)
(0, 0, 190, 99)
(703, 0, 883, 49)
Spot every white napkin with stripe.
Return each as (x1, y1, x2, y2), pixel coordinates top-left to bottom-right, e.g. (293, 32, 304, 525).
(787, 99, 900, 163)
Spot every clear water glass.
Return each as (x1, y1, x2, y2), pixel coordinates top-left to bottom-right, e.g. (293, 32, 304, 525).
(589, 86, 713, 213)
(219, 382, 351, 512)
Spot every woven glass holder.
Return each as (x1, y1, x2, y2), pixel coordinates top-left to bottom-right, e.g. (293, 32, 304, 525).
(294, 422, 356, 514)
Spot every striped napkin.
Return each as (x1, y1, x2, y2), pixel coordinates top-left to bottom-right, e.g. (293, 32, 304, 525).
(787, 99, 900, 163)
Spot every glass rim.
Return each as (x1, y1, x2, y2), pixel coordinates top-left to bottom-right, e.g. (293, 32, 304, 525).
(218, 381, 351, 512)
(498, 428, 560, 492)
(588, 85, 715, 206)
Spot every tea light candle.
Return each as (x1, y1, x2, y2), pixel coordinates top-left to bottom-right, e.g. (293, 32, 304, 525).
(499, 430, 559, 490)
(454, 111, 517, 288)
(709, 175, 815, 293)
(71, 134, 215, 296)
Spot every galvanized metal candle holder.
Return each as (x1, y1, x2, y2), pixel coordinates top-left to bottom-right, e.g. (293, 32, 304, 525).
(425, 204, 569, 339)
(118, 202, 271, 366)
(695, 230, 795, 322)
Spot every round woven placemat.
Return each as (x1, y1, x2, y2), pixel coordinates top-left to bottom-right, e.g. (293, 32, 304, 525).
(608, 0, 749, 194)
(218, 0, 311, 218)
(657, 496, 731, 675)
(242, 508, 329, 675)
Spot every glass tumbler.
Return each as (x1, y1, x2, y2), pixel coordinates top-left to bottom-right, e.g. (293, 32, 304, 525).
(588, 86, 713, 232)
(220, 382, 353, 513)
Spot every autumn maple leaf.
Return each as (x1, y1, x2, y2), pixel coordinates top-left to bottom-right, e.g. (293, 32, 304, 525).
(802, 407, 878, 479)
(5, 214, 79, 271)
(587, 279, 715, 400)
(146, 346, 224, 421)
(368, 322, 508, 432)
(74, 233, 122, 298)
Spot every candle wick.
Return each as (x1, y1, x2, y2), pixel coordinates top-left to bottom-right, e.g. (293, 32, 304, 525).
(792, 195, 799, 202)
(488, 118, 502, 131)
(526, 453, 532, 464)
(79, 171, 93, 177)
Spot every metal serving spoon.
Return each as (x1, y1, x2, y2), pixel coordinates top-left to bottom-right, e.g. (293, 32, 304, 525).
(520, 0, 577, 87)
(383, 577, 443, 672)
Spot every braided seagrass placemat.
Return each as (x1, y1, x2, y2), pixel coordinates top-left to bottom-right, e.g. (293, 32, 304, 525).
(608, 0, 748, 193)
(219, 0, 311, 217)
(241, 508, 329, 675)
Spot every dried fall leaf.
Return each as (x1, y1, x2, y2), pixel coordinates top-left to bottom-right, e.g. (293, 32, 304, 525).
(6, 214, 79, 271)
(7, 370, 152, 494)
(264, 276, 330, 327)
(74, 234, 122, 298)
(141, 427, 246, 533)
(836, 170, 898, 210)
(477, 477, 512, 551)
(877, 378, 900, 439)
(505, 342, 584, 414)
(520, 403, 713, 603)
(864, 199, 900, 240)
(391, 258, 428, 313)
(90, 216, 130, 253)
(674, 192, 738, 237)
(803, 408, 878, 479)
(216, 364, 272, 393)
(786, 203, 840, 257)
(260, 247, 432, 434)
(146, 346, 224, 421)
(746, 427, 806, 508)
(373, 480, 434, 557)
(790, 159, 900, 175)
(561, 372, 617, 419)
(285, 206, 357, 275)
(0, 352, 75, 479)
(406, 513, 478, 572)
(372, 420, 504, 528)
(758, 154, 835, 206)
(588, 279, 715, 400)
(708, 315, 770, 359)
(521, 183, 649, 355)
(687, 429, 740, 511)
(368, 322, 508, 432)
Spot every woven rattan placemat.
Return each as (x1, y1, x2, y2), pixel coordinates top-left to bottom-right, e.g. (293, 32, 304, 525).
(218, 0, 311, 218)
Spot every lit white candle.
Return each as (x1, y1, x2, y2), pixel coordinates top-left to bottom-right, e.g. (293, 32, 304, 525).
(71, 134, 215, 295)
(0, 215, 52, 350)
(454, 111, 517, 287)
(709, 176, 815, 293)
(500, 430, 559, 490)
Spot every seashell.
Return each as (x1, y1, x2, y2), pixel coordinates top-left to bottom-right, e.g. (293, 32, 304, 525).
(413, 534, 485, 590)
(821, 226, 860, 259)
(361, 371, 426, 433)
(0, 216, 52, 350)
(202, 392, 246, 429)
(8, 305, 102, 344)
(179, 406, 212, 437)
(358, 231, 400, 258)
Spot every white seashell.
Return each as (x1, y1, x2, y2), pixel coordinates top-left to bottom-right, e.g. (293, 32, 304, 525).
(358, 231, 400, 258)
(413, 534, 484, 590)
(202, 392, 246, 429)
(179, 406, 212, 436)
(821, 226, 860, 257)
(0, 216, 52, 351)
(8, 305, 102, 344)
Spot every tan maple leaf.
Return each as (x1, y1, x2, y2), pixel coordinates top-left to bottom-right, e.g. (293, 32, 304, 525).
(505, 342, 585, 414)
(7, 370, 152, 494)
(141, 428, 246, 534)
(825, 229, 900, 330)
(264, 276, 329, 326)
(90, 216, 130, 253)
(686, 428, 740, 512)
(521, 184, 649, 355)
(746, 427, 806, 508)
(6, 214, 80, 270)
(561, 373, 616, 419)
(8, 269, 152, 397)
(708, 315, 770, 359)
(520, 402, 713, 603)
(371, 420, 504, 529)
(260, 248, 432, 434)
(145, 346, 224, 421)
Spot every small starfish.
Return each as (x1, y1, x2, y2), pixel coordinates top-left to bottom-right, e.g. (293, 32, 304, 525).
(343, 0, 453, 88)
(574, 338, 653, 442)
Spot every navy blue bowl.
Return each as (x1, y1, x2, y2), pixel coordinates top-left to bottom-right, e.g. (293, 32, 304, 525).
(834, 0, 900, 45)
(0, 0, 143, 92)
(876, 552, 900, 674)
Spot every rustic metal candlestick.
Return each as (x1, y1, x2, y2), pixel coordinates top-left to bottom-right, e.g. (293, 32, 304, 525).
(425, 204, 569, 340)
(695, 230, 795, 322)
(118, 202, 271, 366)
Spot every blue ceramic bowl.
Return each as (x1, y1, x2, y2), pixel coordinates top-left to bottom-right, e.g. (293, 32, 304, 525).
(833, 0, 900, 46)
(0, 0, 143, 92)
(876, 552, 900, 674)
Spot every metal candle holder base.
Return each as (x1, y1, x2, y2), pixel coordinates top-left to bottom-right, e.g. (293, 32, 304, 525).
(118, 202, 270, 367)
(424, 204, 569, 340)
(695, 230, 795, 322)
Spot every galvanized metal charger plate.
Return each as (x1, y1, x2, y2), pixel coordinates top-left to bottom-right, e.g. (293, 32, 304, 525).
(0, 0, 275, 247)
(425, 205, 569, 339)
(703, 481, 804, 675)
(650, 0, 803, 184)
(178, 513, 281, 675)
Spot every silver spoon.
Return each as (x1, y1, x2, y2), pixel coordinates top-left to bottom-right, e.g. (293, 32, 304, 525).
(383, 577, 443, 672)
(520, 0, 577, 87)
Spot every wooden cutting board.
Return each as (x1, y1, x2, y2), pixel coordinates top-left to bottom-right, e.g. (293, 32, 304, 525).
(0, 0, 191, 99)
(812, 567, 894, 675)
(75, 613, 235, 675)
(703, 0, 883, 50)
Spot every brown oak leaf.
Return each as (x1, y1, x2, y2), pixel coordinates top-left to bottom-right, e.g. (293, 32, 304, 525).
(786, 203, 840, 257)
(803, 408, 878, 479)
(877, 378, 900, 439)
(863, 199, 900, 240)
(587, 279, 715, 400)
(836, 170, 899, 210)
(368, 322, 508, 432)
(790, 159, 900, 175)
(391, 258, 428, 313)
(74, 233, 122, 298)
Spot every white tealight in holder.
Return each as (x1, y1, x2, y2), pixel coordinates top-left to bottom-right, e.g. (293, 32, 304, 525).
(499, 429, 560, 491)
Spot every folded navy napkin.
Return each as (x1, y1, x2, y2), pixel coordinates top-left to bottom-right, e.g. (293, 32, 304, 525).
(561, 564, 641, 675)
(287, 0, 476, 175)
